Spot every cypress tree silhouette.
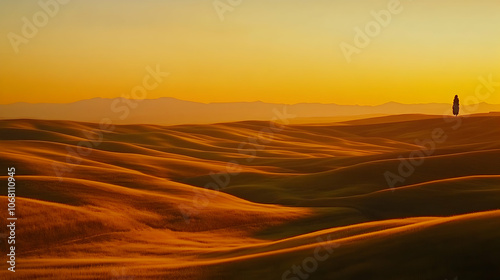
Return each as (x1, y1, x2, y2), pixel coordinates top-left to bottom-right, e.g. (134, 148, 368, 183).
(453, 95, 460, 116)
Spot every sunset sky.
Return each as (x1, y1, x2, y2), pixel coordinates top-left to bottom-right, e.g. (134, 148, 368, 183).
(1, 0, 499, 105)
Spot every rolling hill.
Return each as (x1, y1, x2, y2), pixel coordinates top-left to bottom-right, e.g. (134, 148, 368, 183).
(0, 114, 499, 279)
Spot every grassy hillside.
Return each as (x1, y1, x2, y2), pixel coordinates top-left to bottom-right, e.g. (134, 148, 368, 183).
(0, 114, 499, 279)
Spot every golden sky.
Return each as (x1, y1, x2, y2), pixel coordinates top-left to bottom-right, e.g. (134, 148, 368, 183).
(1, 0, 499, 105)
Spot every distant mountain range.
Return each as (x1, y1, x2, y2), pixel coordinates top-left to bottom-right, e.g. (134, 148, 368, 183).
(1, 97, 499, 125)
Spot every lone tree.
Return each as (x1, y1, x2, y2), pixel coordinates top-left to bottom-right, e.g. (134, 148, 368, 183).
(453, 95, 460, 116)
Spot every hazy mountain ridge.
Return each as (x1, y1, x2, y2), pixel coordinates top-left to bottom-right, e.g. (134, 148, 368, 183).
(1, 97, 499, 125)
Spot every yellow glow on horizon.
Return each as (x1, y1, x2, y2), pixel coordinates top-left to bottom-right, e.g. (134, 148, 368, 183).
(0, 0, 499, 105)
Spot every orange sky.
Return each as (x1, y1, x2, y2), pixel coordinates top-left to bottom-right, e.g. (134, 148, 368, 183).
(0, 0, 499, 105)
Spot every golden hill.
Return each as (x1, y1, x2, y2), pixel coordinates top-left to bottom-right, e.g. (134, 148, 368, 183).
(0, 114, 499, 279)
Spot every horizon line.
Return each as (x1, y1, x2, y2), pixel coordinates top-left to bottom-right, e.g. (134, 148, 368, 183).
(2, 97, 499, 107)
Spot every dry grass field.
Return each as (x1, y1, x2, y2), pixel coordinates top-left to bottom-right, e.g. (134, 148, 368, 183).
(1, 114, 499, 279)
